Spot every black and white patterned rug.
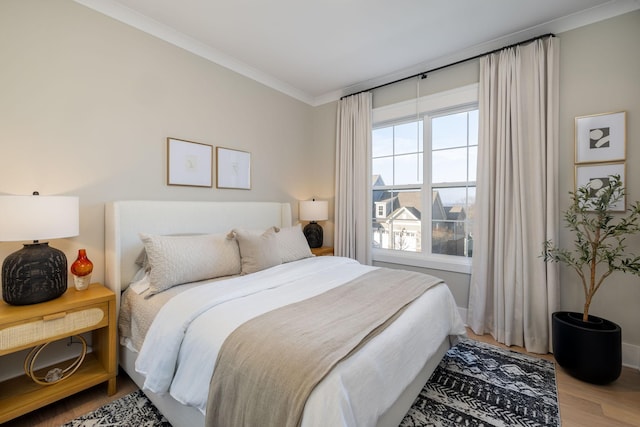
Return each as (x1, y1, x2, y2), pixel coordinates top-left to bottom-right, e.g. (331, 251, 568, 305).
(61, 390, 171, 427)
(63, 339, 559, 427)
(400, 338, 559, 427)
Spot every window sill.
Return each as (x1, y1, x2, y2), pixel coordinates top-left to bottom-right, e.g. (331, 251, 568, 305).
(372, 249, 472, 274)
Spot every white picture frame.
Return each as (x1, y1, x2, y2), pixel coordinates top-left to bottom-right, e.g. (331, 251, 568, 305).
(216, 147, 251, 190)
(575, 111, 626, 164)
(575, 162, 626, 212)
(167, 138, 213, 187)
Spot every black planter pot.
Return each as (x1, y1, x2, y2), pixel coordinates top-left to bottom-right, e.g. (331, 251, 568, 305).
(552, 311, 622, 384)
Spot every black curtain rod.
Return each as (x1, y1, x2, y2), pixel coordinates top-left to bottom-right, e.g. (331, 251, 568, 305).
(341, 33, 556, 100)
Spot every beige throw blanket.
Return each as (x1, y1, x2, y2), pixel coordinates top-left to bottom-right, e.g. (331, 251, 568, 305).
(205, 268, 443, 427)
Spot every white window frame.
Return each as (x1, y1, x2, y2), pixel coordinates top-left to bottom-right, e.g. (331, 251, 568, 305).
(371, 83, 478, 274)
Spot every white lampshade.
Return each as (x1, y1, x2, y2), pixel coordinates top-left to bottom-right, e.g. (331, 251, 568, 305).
(299, 200, 328, 222)
(0, 195, 79, 242)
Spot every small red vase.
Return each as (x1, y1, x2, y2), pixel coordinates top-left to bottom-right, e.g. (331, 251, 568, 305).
(71, 249, 93, 291)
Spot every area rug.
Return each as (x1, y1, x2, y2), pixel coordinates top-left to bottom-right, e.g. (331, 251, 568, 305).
(63, 338, 559, 427)
(60, 389, 170, 427)
(400, 338, 560, 427)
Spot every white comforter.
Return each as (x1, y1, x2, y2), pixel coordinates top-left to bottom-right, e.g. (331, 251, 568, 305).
(135, 256, 466, 426)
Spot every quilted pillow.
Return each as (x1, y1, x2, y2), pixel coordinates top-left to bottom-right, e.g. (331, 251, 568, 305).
(134, 233, 201, 271)
(139, 233, 241, 296)
(232, 227, 282, 274)
(275, 224, 312, 263)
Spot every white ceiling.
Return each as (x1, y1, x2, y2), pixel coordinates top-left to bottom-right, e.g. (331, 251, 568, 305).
(75, 0, 640, 106)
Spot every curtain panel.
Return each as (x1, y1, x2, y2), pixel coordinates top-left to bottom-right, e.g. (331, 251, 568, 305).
(468, 37, 560, 354)
(334, 92, 372, 264)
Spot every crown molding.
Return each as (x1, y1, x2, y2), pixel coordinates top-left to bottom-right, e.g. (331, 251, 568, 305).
(74, 0, 315, 105)
(75, 0, 639, 107)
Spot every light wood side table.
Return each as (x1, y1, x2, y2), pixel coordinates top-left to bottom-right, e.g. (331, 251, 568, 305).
(311, 246, 334, 256)
(0, 283, 117, 423)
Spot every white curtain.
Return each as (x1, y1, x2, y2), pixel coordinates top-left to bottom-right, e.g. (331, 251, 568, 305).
(467, 37, 560, 354)
(334, 92, 372, 264)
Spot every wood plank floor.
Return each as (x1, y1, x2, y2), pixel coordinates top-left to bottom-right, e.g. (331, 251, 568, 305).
(3, 331, 640, 427)
(2, 368, 138, 427)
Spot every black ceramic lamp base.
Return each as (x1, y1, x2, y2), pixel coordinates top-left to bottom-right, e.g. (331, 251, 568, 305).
(2, 242, 68, 305)
(303, 221, 323, 248)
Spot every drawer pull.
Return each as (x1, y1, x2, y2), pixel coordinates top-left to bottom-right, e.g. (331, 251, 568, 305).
(43, 312, 67, 321)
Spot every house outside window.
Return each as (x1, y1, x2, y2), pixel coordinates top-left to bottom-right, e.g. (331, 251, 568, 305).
(371, 84, 478, 273)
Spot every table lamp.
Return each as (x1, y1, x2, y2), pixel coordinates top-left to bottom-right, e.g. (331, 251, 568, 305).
(299, 199, 328, 248)
(0, 192, 79, 305)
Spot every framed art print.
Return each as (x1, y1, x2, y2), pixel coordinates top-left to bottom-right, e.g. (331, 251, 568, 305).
(167, 138, 213, 187)
(216, 147, 251, 190)
(575, 162, 625, 212)
(575, 111, 625, 164)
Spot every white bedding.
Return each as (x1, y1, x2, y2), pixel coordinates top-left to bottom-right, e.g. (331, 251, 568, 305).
(135, 256, 466, 427)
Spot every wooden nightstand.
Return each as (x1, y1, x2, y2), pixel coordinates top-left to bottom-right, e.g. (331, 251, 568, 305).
(0, 283, 117, 423)
(311, 246, 334, 256)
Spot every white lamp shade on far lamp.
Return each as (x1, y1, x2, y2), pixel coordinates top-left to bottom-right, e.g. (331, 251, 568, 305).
(299, 200, 329, 222)
(299, 200, 328, 249)
(0, 195, 79, 242)
(0, 194, 79, 305)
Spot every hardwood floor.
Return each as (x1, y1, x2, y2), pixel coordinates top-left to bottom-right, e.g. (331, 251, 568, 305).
(3, 333, 640, 426)
(2, 368, 137, 427)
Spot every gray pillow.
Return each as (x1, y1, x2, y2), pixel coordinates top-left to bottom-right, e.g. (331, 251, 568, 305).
(275, 224, 312, 263)
(232, 227, 282, 274)
(139, 233, 241, 295)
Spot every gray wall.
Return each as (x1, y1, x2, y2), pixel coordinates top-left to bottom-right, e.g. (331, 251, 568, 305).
(0, 0, 316, 286)
(558, 10, 640, 349)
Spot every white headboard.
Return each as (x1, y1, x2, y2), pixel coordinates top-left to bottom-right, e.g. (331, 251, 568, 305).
(105, 200, 292, 311)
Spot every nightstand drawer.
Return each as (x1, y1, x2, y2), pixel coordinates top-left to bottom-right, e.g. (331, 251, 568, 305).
(0, 302, 108, 353)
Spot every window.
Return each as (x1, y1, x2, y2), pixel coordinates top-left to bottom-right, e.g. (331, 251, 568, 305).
(430, 110, 477, 257)
(372, 121, 423, 252)
(371, 85, 478, 270)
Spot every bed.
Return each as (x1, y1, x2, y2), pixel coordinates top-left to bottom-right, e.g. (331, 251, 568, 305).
(104, 200, 466, 427)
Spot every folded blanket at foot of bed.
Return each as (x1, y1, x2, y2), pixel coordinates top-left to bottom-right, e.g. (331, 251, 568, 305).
(206, 268, 444, 427)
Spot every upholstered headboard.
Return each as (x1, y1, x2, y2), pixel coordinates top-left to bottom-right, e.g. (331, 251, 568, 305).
(104, 200, 292, 311)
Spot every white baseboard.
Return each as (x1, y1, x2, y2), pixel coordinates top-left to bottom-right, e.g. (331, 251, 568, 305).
(622, 342, 640, 370)
(457, 307, 467, 325)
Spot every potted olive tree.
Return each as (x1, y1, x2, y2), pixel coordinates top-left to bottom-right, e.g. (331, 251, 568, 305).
(542, 174, 640, 384)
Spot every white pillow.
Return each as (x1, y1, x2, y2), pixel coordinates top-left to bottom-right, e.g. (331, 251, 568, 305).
(232, 227, 282, 274)
(128, 269, 151, 295)
(139, 233, 241, 296)
(275, 224, 312, 263)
